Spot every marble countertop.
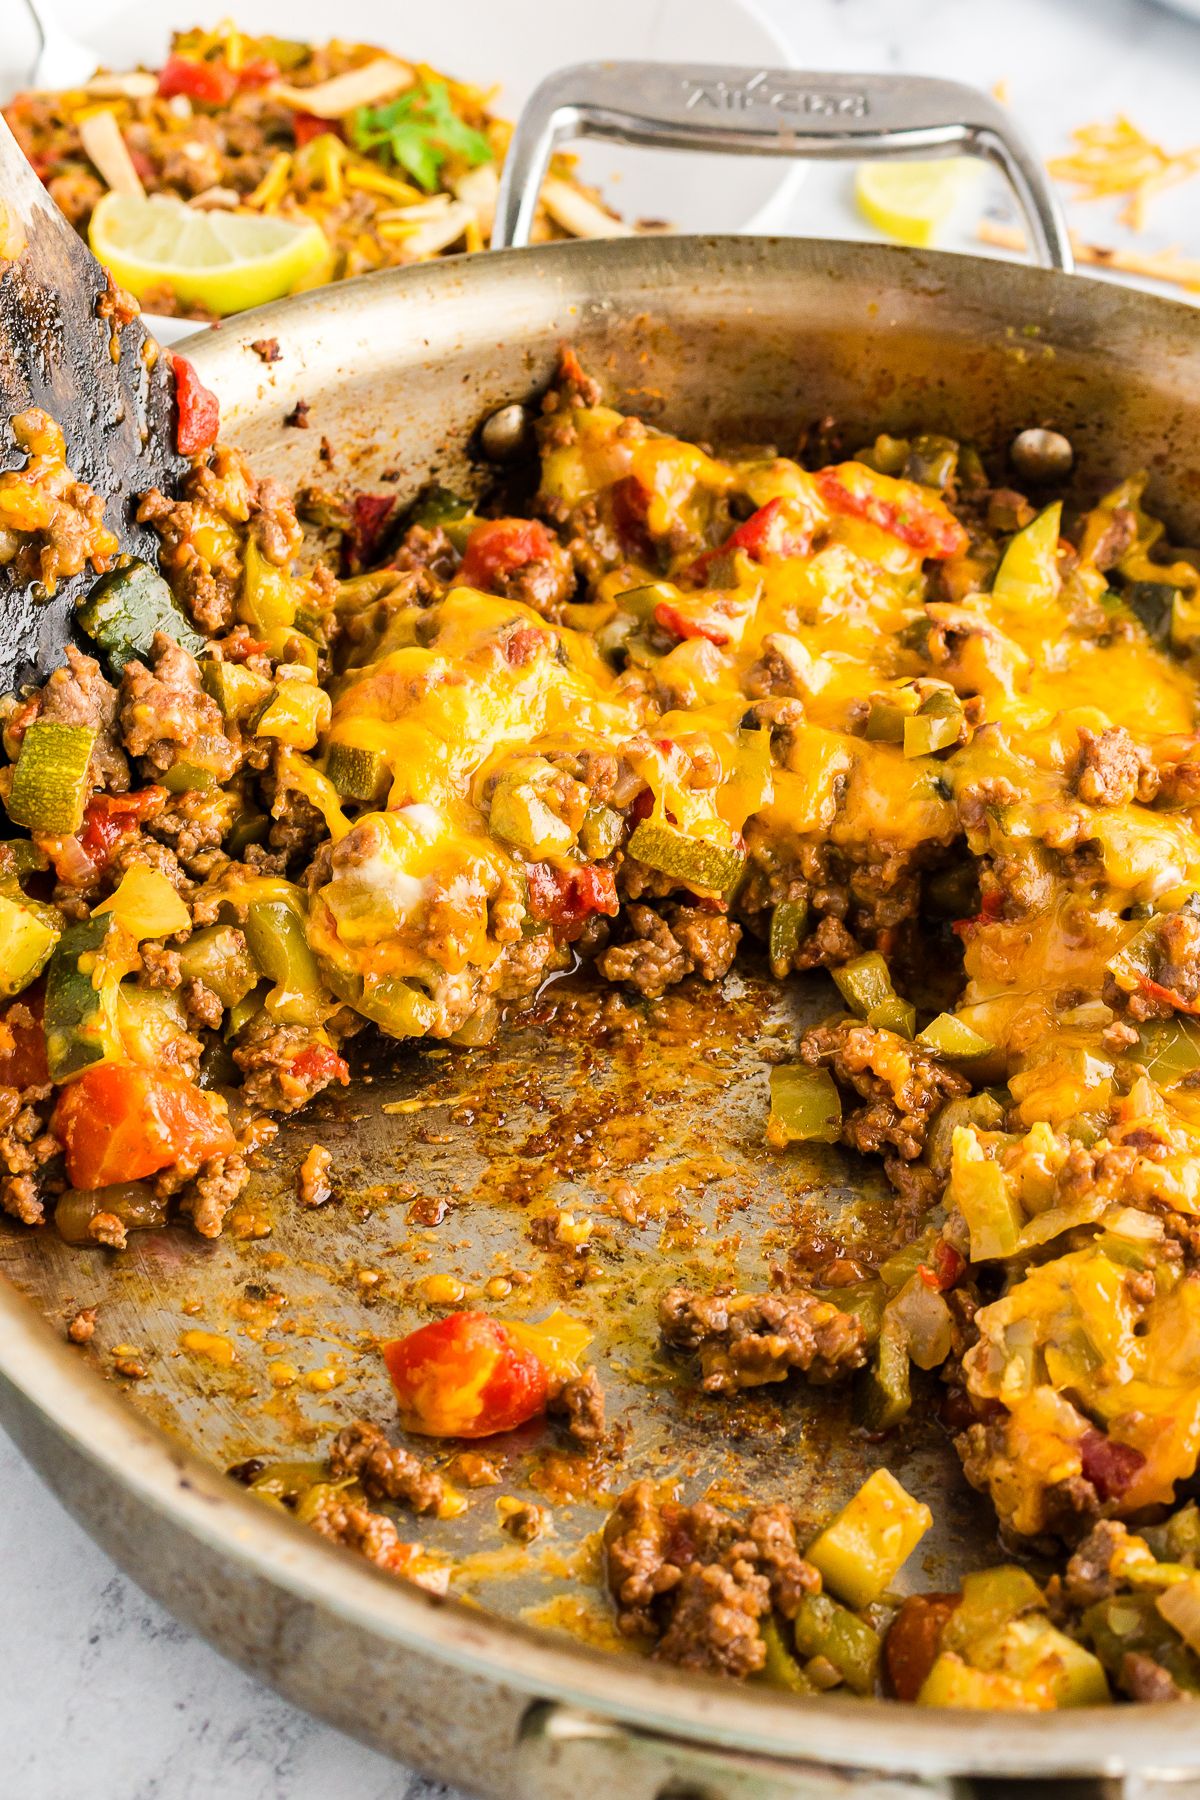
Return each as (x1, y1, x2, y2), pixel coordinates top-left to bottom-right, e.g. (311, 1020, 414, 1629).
(4, 0, 1199, 1795)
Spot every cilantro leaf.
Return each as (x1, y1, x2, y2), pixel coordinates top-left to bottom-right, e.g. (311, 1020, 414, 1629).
(349, 79, 494, 193)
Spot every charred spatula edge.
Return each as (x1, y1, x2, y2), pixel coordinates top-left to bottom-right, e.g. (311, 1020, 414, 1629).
(0, 112, 186, 692)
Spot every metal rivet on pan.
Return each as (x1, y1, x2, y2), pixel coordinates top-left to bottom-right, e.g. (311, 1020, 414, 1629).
(479, 402, 531, 461)
(1010, 427, 1074, 483)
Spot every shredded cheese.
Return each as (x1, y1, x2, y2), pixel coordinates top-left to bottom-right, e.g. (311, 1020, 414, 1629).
(977, 219, 1200, 295)
(539, 176, 633, 241)
(271, 57, 415, 119)
(78, 109, 145, 198)
(1048, 116, 1200, 232)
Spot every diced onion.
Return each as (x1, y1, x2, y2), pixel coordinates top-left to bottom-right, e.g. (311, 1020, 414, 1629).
(540, 176, 633, 241)
(272, 57, 414, 119)
(78, 109, 145, 198)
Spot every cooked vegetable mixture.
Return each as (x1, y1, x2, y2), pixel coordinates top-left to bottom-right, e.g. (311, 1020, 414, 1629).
(4, 23, 630, 320)
(8, 345, 1200, 1706)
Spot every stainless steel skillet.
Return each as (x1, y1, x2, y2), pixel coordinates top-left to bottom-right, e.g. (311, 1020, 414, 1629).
(3, 64, 1200, 1800)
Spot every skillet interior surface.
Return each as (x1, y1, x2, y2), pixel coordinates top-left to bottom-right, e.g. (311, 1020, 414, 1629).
(2, 237, 1200, 1783)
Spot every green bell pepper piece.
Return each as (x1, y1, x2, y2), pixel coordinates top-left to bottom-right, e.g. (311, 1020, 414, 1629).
(162, 761, 218, 794)
(767, 898, 809, 976)
(202, 660, 273, 724)
(916, 1013, 994, 1059)
(905, 434, 959, 491)
(758, 1615, 817, 1694)
(579, 804, 623, 861)
(357, 975, 438, 1038)
(833, 951, 893, 1017)
(244, 899, 326, 1025)
(792, 1592, 881, 1695)
(992, 502, 1062, 607)
(942, 1567, 1044, 1655)
(767, 1064, 842, 1145)
(854, 1311, 911, 1431)
(409, 485, 478, 552)
(240, 537, 298, 635)
(903, 691, 962, 759)
(177, 925, 259, 1010)
(1128, 1018, 1200, 1085)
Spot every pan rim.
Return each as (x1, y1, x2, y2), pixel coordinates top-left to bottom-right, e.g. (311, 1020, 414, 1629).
(5, 235, 1200, 1781)
(0, 1269, 1194, 1779)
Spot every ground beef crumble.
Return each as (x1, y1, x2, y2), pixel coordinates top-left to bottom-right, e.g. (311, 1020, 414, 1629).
(306, 1491, 439, 1582)
(1071, 726, 1159, 807)
(0, 1084, 58, 1226)
(547, 1367, 606, 1444)
(659, 1286, 868, 1392)
(328, 1420, 445, 1516)
(603, 1480, 820, 1675)
(596, 903, 741, 998)
(119, 632, 239, 781)
(800, 1019, 970, 1163)
(66, 1305, 97, 1344)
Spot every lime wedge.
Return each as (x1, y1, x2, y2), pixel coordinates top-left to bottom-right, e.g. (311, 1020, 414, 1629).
(89, 193, 331, 316)
(853, 159, 973, 248)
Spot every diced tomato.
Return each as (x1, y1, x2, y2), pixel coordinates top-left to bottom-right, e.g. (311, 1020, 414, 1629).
(52, 1065, 237, 1190)
(0, 989, 49, 1090)
(157, 54, 238, 106)
(884, 1594, 961, 1701)
(682, 497, 812, 585)
(815, 465, 968, 560)
(234, 56, 280, 89)
(347, 493, 395, 571)
(653, 599, 732, 646)
(77, 787, 165, 875)
(1139, 975, 1200, 1017)
(218, 628, 269, 662)
(170, 353, 221, 457)
(289, 1045, 350, 1088)
(292, 111, 344, 147)
(919, 1241, 966, 1293)
(382, 1310, 549, 1438)
(526, 862, 619, 936)
(1079, 1427, 1145, 1502)
(608, 475, 655, 562)
(128, 146, 156, 187)
(951, 888, 1003, 940)
(458, 518, 556, 591)
(503, 623, 546, 667)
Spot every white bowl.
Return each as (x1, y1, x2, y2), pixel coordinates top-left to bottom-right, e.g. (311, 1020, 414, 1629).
(2, 0, 801, 345)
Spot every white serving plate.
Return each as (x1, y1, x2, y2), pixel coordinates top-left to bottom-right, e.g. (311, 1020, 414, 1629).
(2, 0, 801, 344)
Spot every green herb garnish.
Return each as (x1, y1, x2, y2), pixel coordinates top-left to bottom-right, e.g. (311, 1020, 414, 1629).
(349, 79, 493, 193)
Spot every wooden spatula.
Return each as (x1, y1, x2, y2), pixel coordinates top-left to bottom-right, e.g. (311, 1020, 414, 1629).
(0, 113, 184, 690)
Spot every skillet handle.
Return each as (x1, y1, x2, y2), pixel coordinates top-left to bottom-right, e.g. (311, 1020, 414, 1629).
(492, 63, 1071, 274)
(515, 1703, 958, 1800)
(515, 1704, 1200, 1800)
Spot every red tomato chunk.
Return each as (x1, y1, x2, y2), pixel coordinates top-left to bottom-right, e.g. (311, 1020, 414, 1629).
(52, 1065, 237, 1189)
(170, 354, 221, 457)
(383, 1311, 549, 1437)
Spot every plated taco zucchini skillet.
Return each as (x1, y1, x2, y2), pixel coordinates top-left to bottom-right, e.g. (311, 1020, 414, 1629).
(6, 32, 1200, 1718)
